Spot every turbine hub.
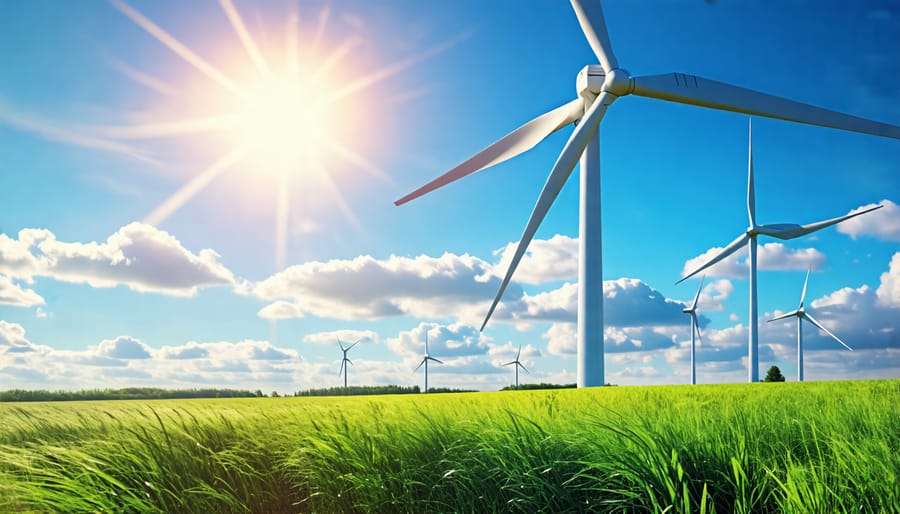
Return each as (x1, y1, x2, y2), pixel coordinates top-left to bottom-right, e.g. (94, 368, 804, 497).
(602, 68, 633, 97)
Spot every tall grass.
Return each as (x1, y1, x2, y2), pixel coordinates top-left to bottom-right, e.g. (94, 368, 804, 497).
(1, 380, 897, 513)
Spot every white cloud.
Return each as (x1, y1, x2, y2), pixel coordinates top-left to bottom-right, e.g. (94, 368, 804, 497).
(253, 253, 512, 321)
(491, 234, 578, 284)
(876, 252, 900, 308)
(387, 322, 491, 360)
(0, 223, 235, 297)
(681, 242, 825, 279)
(837, 200, 900, 242)
(0, 274, 44, 307)
(96, 336, 152, 359)
(543, 322, 576, 357)
(303, 330, 380, 346)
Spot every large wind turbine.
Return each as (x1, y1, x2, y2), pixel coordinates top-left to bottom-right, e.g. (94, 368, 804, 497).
(395, 0, 900, 387)
(768, 269, 853, 382)
(503, 345, 529, 390)
(682, 277, 704, 385)
(413, 333, 443, 393)
(677, 122, 881, 382)
(337, 338, 360, 389)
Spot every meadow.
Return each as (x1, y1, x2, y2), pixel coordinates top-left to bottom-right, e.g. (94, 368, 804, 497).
(0, 380, 897, 513)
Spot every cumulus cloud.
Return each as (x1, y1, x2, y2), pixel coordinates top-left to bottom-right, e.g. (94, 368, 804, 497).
(303, 330, 379, 345)
(96, 336, 152, 359)
(0, 223, 235, 297)
(681, 242, 825, 279)
(491, 234, 578, 284)
(876, 252, 900, 308)
(0, 275, 44, 307)
(837, 200, 900, 242)
(1, 326, 309, 393)
(253, 253, 513, 321)
(498, 278, 688, 327)
(387, 322, 491, 360)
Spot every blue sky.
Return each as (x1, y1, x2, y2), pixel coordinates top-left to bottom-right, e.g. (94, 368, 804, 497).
(1, 0, 897, 393)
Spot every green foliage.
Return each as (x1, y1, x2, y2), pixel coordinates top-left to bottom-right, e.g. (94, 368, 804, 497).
(499, 382, 577, 391)
(0, 387, 259, 402)
(294, 384, 421, 396)
(764, 366, 786, 382)
(0, 380, 897, 513)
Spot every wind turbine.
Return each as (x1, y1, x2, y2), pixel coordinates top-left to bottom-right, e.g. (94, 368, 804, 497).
(395, 0, 900, 388)
(677, 122, 881, 382)
(503, 345, 529, 390)
(768, 269, 853, 382)
(682, 276, 704, 385)
(413, 332, 443, 393)
(337, 337, 360, 389)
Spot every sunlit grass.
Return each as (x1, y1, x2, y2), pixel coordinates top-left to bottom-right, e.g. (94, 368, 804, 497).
(1, 380, 898, 513)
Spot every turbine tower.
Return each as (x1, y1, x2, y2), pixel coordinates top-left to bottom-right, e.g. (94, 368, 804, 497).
(337, 338, 360, 389)
(768, 269, 853, 382)
(682, 276, 704, 385)
(413, 332, 443, 393)
(678, 122, 881, 382)
(503, 345, 529, 390)
(396, 0, 900, 388)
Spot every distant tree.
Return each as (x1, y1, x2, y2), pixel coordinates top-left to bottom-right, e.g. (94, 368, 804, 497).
(764, 365, 786, 382)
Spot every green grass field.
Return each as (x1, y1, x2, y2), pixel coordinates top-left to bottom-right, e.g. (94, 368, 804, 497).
(1, 380, 898, 513)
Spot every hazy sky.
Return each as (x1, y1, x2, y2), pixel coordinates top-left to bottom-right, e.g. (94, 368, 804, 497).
(1, 0, 897, 393)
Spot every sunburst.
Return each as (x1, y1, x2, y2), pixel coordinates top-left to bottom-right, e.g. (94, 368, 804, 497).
(104, 0, 462, 269)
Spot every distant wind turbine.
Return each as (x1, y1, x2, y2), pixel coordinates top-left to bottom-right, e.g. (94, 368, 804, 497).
(396, 0, 900, 388)
(413, 332, 443, 393)
(337, 337, 361, 389)
(682, 276, 704, 385)
(678, 121, 880, 382)
(503, 345, 529, 390)
(768, 269, 853, 382)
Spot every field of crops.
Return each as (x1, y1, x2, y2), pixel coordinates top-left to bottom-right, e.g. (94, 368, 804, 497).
(1, 380, 897, 513)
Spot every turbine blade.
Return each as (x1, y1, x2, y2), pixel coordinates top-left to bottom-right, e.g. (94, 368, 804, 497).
(747, 120, 756, 227)
(765, 204, 883, 240)
(768, 310, 800, 322)
(430, 357, 444, 364)
(691, 313, 703, 347)
(690, 275, 705, 310)
(394, 98, 583, 206)
(347, 341, 359, 351)
(569, 0, 619, 72)
(413, 359, 425, 372)
(631, 74, 900, 140)
(338, 360, 345, 376)
(804, 313, 853, 351)
(481, 92, 614, 331)
(677, 233, 750, 284)
(516, 345, 522, 360)
(503, 361, 515, 367)
(519, 362, 530, 374)
(799, 268, 811, 308)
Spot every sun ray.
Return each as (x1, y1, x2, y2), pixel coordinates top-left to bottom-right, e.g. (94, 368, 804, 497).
(310, 2, 331, 54)
(110, 0, 246, 98)
(325, 30, 471, 105)
(96, 115, 237, 139)
(275, 166, 290, 271)
(314, 162, 360, 230)
(0, 98, 146, 159)
(107, 55, 180, 96)
(310, 38, 360, 82)
(324, 139, 390, 184)
(284, 4, 300, 78)
(218, 0, 271, 78)
(144, 145, 248, 226)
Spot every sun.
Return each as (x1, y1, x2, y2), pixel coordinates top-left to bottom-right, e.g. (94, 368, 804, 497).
(103, 0, 461, 268)
(234, 76, 334, 168)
